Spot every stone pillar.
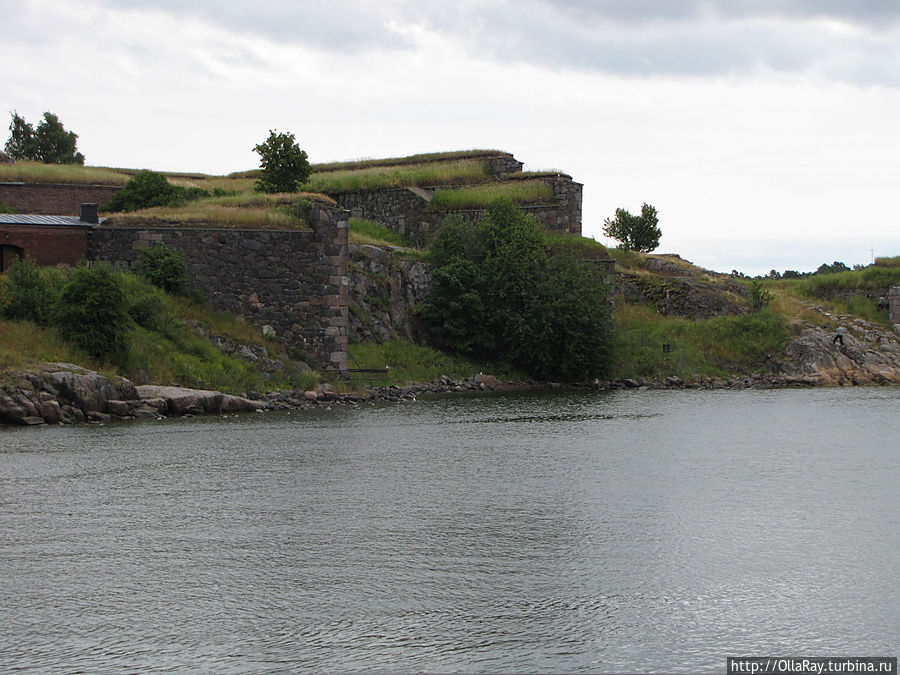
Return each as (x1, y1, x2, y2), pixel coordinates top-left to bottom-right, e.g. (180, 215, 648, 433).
(890, 285, 900, 333)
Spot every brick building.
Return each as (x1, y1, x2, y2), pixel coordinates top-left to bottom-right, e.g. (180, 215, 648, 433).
(0, 204, 99, 271)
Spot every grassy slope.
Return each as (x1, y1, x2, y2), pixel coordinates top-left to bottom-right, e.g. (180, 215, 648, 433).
(610, 249, 900, 381)
(0, 287, 317, 395)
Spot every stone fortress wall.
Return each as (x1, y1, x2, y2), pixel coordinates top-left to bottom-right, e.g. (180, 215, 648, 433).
(4, 152, 587, 371)
(87, 204, 350, 372)
(331, 155, 582, 248)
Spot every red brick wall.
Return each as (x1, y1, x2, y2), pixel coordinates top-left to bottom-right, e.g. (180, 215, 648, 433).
(0, 226, 89, 267)
(0, 183, 122, 215)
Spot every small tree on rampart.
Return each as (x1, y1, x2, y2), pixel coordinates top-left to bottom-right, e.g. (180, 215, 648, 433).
(253, 130, 311, 193)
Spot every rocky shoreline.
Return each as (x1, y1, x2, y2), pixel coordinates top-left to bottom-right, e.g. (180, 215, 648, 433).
(1, 349, 898, 427)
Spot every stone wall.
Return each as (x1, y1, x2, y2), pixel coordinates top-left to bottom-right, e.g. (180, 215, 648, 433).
(891, 286, 900, 332)
(333, 176, 583, 248)
(87, 204, 349, 371)
(338, 188, 432, 246)
(348, 244, 431, 343)
(0, 182, 122, 215)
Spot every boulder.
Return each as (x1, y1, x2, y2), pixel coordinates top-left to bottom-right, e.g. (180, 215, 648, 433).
(136, 385, 268, 416)
(47, 371, 116, 413)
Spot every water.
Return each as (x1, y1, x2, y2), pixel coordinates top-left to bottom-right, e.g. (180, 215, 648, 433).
(1, 387, 898, 673)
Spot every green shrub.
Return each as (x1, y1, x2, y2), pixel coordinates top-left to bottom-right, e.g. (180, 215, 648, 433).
(138, 245, 190, 295)
(0, 200, 17, 214)
(749, 280, 773, 310)
(56, 264, 130, 363)
(102, 170, 209, 213)
(116, 271, 168, 330)
(1, 258, 65, 326)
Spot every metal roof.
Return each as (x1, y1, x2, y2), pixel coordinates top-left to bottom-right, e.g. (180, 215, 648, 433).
(0, 214, 99, 227)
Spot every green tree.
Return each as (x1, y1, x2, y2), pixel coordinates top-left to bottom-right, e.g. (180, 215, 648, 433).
(603, 202, 661, 252)
(56, 264, 130, 363)
(4, 111, 84, 164)
(4, 112, 36, 160)
(253, 130, 311, 193)
(421, 200, 613, 380)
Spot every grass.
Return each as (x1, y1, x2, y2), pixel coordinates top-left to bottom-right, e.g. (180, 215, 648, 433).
(0, 160, 131, 185)
(0, 320, 98, 374)
(310, 149, 508, 173)
(102, 193, 333, 229)
(349, 218, 416, 248)
(345, 340, 523, 389)
(303, 159, 490, 193)
(874, 256, 900, 267)
(545, 234, 610, 259)
(613, 303, 788, 380)
(428, 180, 554, 210)
(759, 265, 900, 327)
(791, 266, 900, 298)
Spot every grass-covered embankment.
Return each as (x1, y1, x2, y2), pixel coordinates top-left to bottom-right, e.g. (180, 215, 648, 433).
(0, 259, 316, 395)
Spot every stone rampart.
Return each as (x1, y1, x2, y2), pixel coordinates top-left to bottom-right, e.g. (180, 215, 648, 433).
(333, 176, 582, 247)
(891, 286, 900, 332)
(86, 204, 349, 371)
(0, 182, 122, 215)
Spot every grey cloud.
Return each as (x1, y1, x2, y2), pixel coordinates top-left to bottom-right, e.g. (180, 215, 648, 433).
(85, 0, 900, 85)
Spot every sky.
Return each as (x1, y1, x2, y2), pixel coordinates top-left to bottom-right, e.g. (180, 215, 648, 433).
(3, 0, 900, 275)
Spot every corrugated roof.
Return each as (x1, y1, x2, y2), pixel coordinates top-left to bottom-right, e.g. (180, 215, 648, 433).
(0, 214, 99, 227)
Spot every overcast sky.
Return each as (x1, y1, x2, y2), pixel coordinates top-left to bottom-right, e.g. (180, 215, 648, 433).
(4, 0, 900, 274)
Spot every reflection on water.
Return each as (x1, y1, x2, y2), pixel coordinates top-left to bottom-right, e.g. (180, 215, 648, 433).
(1, 388, 899, 673)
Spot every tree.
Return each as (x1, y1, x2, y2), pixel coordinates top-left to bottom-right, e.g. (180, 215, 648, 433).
(4, 112, 35, 160)
(603, 202, 661, 252)
(253, 130, 311, 193)
(4, 111, 84, 164)
(420, 199, 614, 380)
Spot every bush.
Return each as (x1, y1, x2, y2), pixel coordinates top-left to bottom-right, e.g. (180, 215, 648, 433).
(421, 200, 613, 380)
(102, 170, 209, 213)
(749, 280, 773, 310)
(138, 245, 190, 295)
(1, 258, 65, 325)
(56, 264, 130, 363)
(116, 271, 168, 331)
(253, 130, 311, 193)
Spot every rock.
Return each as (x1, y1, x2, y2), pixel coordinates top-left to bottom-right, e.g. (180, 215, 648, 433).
(136, 385, 268, 416)
(48, 370, 116, 413)
(35, 400, 62, 424)
(622, 378, 640, 388)
(0, 397, 32, 425)
(474, 373, 498, 390)
(21, 416, 46, 426)
(107, 400, 133, 417)
(111, 377, 139, 401)
(304, 390, 318, 401)
(141, 397, 169, 415)
(87, 411, 112, 423)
